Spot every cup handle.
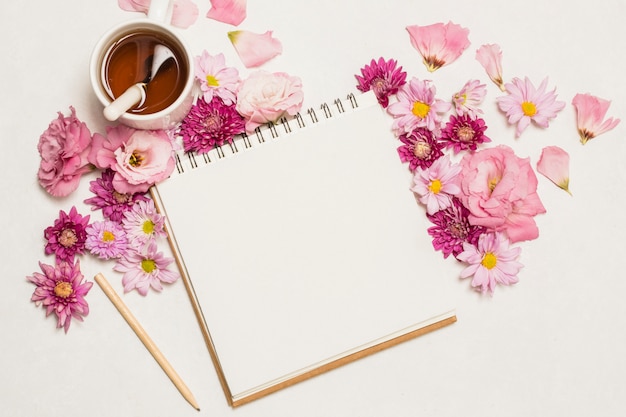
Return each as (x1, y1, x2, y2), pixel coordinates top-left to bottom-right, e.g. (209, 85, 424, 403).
(147, 0, 173, 23)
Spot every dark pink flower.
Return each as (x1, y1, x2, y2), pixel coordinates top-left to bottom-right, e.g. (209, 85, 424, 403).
(355, 57, 407, 108)
(397, 127, 443, 171)
(26, 260, 93, 333)
(84, 169, 149, 222)
(439, 113, 491, 154)
(37, 106, 92, 197)
(44, 206, 90, 263)
(427, 197, 486, 259)
(178, 96, 246, 154)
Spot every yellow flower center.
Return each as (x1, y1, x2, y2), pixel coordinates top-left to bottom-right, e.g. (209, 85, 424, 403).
(142, 220, 155, 235)
(411, 101, 431, 118)
(206, 74, 220, 87)
(521, 101, 537, 117)
(429, 179, 442, 194)
(102, 230, 115, 242)
(129, 151, 144, 167)
(481, 252, 498, 270)
(141, 259, 157, 274)
(54, 281, 73, 298)
(488, 177, 500, 192)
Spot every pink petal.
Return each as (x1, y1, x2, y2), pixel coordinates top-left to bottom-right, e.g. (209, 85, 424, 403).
(476, 44, 505, 91)
(118, 0, 199, 28)
(406, 22, 470, 72)
(228, 30, 282, 68)
(206, 0, 247, 26)
(572, 93, 621, 144)
(537, 146, 571, 195)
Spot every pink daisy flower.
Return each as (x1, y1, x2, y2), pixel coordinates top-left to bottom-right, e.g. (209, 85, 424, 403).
(496, 77, 566, 137)
(355, 57, 407, 107)
(406, 22, 470, 72)
(26, 260, 93, 333)
(397, 127, 443, 171)
(114, 241, 179, 296)
(84, 169, 149, 223)
(457, 232, 523, 294)
(121, 199, 166, 249)
(439, 113, 491, 154)
(44, 206, 90, 263)
(411, 155, 462, 214)
(178, 96, 246, 154)
(452, 79, 486, 117)
(85, 220, 128, 259)
(387, 77, 451, 135)
(571, 93, 621, 144)
(195, 51, 240, 105)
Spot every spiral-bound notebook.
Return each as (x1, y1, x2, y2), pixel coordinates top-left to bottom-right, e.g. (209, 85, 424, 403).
(151, 91, 456, 407)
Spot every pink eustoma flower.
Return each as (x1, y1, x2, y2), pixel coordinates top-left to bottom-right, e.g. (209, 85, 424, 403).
(571, 93, 621, 144)
(537, 146, 572, 195)
(475, 44, 505, 91)
(228, 30, 282, 68)
(206, 0, 246, 26)
(406, 22, 470, 72)
(118, 0, 199, 28)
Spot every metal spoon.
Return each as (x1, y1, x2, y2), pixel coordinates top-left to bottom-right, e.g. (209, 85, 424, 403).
(103, 44, 175, 122)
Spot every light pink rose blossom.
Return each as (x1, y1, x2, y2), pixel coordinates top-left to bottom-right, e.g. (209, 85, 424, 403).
(118, 0, 199, 28)
(571, 93, 621, 144)
(236, 70, 304, 132)
(406, 21, 470, 72)
(207, 0, 247, 26)
(458, 145, 546, 243)
(475, 44, 505, 91)
(88, 125, 175, 194)
(37, 106, 93, 197)
(536, 146, 572, 195)
(228, 30, 283, 68)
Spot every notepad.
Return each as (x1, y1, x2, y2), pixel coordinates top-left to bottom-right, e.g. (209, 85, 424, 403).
(151, 91, 456, 407)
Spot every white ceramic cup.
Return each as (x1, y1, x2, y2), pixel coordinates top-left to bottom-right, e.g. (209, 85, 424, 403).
(89, 0, 194, 130)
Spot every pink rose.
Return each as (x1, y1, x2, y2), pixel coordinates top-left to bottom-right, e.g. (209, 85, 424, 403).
(458, 145, 546, 243)
(236, 70, 304, 132)
(88, 125, 175, 194)
(37, 106, 92, 197)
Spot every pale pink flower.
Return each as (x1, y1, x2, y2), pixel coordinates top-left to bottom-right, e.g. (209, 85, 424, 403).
(195, 51, 240, 105)
(122, 199, 167, 248)
(476, 44, 505, 91)
(118, 0, 199, 28)
(387, 77, 451, 135)
(457, 232, 523, 295)
(406, 22, 470, 72)
(236, 70, 304, 131)
(571, 93, 621, 144)
(228, 30, 282, 68)
(458, 145, 546, 243)
(85, 220, 128, 259)
(206, 0, 246, 26)
(114, 241, 179, 296)
(537, 146, 572, 195)
(411, 155, 462, 215)
(88, 125, 175, 194)
(452, 79, 486, 117)
(37, 106, 92, 197)
(496, 77, 566, 138)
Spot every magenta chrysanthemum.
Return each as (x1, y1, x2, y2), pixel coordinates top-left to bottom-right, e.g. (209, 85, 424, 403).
(26, 260, 93, 333)
(355, 57, 407, 107)
(85, 220, 128, 259)
(178, 96, 246, 154)
(121, 199, 166, 249)
(427, 197, 486, 259)
(397, 127, 444, 171)
(114, 241, 179, 296)
(44, 206, 90, 263)
(84, 169, 149, 223)
(439, 113, 491, 154)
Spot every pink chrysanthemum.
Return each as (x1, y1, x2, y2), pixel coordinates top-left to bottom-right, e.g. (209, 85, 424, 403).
(44, 206, 90, 263)
(427, 197, 486, 259)
(84, 169, 149, 223)
(27, 260, 93, 333)
(114, 241, 179, 296)
(178, 96, 246, 154)
(397, 127, 444, 171)
(195, 51, 240, 105)
(355, 57, 407, 108)
(411, 155, 461, 215)
(457, 232, 523, 294)
(387, 77, 451, 135)
(496, 77, 566, 137)
(439, 113, 491, 154)
(85, 220, 128, 259)
(452, 79, 486, 117)
(121, 199, 166, 249)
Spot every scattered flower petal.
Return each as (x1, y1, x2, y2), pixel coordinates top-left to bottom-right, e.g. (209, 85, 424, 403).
(85, 221, 129, 259)
(206, 0, 246, 26)
(194, 51, 240, 105)
(537, 146, 572, 195)
(411, 155, 462, 215)
(476, 44, 506, 91)
(114, 241, 179, 296)
(452, 79, 486, 117)
(44, 206, 90, 263)
(228, 30, 282, 68)
(496, 77, 566, 138)
(571, 93, 621, 144)
(406, 22, 470, 72)
(118, 0, 199, 28)
(84, 169, 149, 223)
(440, 113, 491, 154)
(397, 127, 443, 171)
(355, 57, 407, 108)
